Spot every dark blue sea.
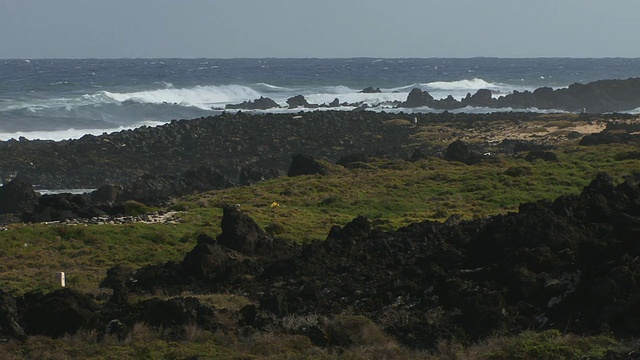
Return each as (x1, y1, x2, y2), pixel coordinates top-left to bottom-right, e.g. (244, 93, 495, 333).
(1, 58, 640, 140)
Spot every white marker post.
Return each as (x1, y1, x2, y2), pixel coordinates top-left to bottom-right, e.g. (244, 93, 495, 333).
(55, 272, 66, 287)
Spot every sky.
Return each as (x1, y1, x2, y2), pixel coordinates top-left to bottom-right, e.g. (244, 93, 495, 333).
(1, 0, 639, 59)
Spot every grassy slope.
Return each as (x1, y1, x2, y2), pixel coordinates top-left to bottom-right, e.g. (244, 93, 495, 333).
(3, 142, 640, 294)
(1, 134, 640, 358)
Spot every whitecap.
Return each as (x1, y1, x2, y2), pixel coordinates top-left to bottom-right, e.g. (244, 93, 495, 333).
(0, 121, 166, 141)
(100, 84, 262, 110)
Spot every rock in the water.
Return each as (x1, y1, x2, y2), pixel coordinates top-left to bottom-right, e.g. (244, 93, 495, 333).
(226, 97, 280, 110)
(401, 88, 434, 108)
(462, 89, 495, 107)
(360, 87, 381, 93)
(287, 95, 317, 108)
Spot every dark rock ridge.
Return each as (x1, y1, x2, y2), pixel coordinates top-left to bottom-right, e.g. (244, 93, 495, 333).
(226, 96, 280, 110)
(4, 173, 640, 349)
(92, 173, 640, 347)
(0, 165, 235, 223)
(228, 77, 640, 113)
(399, 77, 640, 112)
(0, 111, 426, 189)
(0, 111, 634, 191)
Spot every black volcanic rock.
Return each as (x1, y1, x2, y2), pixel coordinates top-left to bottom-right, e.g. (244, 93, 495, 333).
(0, 289, 26, 341)
(360, 87, 382, 93)
(287, 95, 318, 108)
(396, 78, 640, 112)
(86, 172, 640, 349)
(579, 131, 637, 146)
(23, 193, 103, 223)
(0, 178, 38, 214)
(139, 297, 216, 332)
(90, 183, 126, 207)
(401, 88, 434, 108)
(120, 166, 234, 206)
(226, 96, 280, 110)
(462, 89, 495, 107)
(445, 140, 483, 165)
(216, 207, 272, 254)
(287, 154, 330, 177)
(18, 289, 99, 338)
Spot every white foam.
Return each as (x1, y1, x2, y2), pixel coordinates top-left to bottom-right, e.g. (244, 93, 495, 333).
(99, 84, 262, 110)
(423, 78, 506, 91)
(254, 83, 296, 92)
(0, 121, 165, 141)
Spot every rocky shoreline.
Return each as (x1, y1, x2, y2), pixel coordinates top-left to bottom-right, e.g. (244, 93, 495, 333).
(1, 110, 636, 190)
(223, 77, 640, 113)
(1, 110, 639, 225)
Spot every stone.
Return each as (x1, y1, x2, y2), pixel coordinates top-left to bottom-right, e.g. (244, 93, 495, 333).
(401, 88, 434, 108)
(226, 97, 280, 110)
(216, 207, 271, 254)
(0, 178, 39, 214)
(0, 289, 26, 341)
(19, 289, 99, 338)
(287, 95, 317, 108)
(287, 154, 330, 177)
(445, 140, 483, 165)
(360, 87, 381, 93)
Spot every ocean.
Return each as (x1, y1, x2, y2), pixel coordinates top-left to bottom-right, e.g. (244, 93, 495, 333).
(1, 58, 640, 141)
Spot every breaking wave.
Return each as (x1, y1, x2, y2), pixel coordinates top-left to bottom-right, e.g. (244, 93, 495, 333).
(99, 84, 262, 109)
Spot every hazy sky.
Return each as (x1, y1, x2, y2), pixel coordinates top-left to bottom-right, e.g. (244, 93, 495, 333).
(1, 0, 639, 58)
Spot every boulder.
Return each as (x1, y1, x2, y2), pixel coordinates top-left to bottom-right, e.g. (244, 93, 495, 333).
(401, 88, 434, 108)
(90, 183, 126, 206)
(180, 239, 242, 280)
(579, 131, 636, 146)
(287, 154, 330, 177)
(18, 289, 99, 338)
(328, 98, 340, 107)
(462, 89, 495, 107)
(0, 178, 39, 214)
(445, 140, 483, 165)
(216, 207, 272, 254)
(0, 289, 26, 341)
(287, 95, 317, 108)
(360, 87, 382, 93)
(226, 97, 280, 110)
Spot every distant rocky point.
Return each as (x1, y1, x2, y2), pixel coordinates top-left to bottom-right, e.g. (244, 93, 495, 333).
(225, 78, 640, 113)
